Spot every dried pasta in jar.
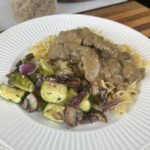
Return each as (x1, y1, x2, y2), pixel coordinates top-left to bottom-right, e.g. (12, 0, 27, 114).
(11, 0, 56, 22)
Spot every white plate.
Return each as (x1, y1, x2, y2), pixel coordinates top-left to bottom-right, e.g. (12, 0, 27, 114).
(0, 14, 150, 150)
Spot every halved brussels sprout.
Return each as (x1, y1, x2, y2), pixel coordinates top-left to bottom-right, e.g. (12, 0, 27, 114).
(66, 88, 78, 101)
(0, 83, 25, 103)
(43, 103, 65, 122)
(79, 94, 91, 112)
(39, 59, 54, 76)
(40, 81, 67, 103)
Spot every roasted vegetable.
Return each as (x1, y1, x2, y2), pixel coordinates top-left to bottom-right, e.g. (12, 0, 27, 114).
(66, 78, 81, 89)
(0, 83, 25, 103)
(15, 53, 34, 69)
(93, 89, 108, 106)
(102, 99, 123, 112)
(59, 88, 78, 106)
(89, 108, 107, 123)
(21, 93, 38, 112)
(64, 106, 83, 127)
(88, 112, 107, 123)
(99, 89, 108, 105)
(43, 103, 65, 122)
(78, 79, 90, 92)
(41, 81, 67, 103)
(39, 59, 54, 76)
(79, 94, 91, 112)
(19, 63, 37, 75)
(66, 88, 78, 101)
(91, 103, 102, 112)
(24, 53, 34, 62)
(8, 72, 34, 92)
(68, 91, 86, 107)
(28, 73, 37, 84)
(38, 99, 47, 111)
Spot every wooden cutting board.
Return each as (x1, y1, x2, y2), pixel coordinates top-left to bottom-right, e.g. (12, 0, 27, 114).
(81, 1, 150, 37)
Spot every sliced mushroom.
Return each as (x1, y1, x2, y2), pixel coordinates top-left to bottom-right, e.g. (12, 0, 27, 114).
(90, 108, 107, 123)
(21, 93, 38, 112)
(64, 106, 83, 127)
(94, 112, 107, 122)
(91, 88, 108, 106)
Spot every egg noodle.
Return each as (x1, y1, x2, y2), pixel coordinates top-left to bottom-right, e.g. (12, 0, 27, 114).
(29, 35, 58, 59)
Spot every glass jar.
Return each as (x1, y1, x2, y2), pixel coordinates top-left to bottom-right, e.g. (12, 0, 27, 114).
(11, 0, 57, 22)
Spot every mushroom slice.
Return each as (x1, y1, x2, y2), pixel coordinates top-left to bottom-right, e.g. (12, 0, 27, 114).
(21, 93, 38, 112)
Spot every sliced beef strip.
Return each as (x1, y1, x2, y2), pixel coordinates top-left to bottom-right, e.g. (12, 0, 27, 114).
(63, 43, 82, 63)
(77, 28, 119, 58)
(122, 63, 145, 83)
(118, 52, 134, 64)
(107, 74, 123, 86)
(99, 58, 122, 81)
(48, 43, 69, 60)
(62, 42, 101, 82)
(71, 64, 84, 78)
(58, 29, 82, 44)
(58, 28, 119, 59)
(64, 106, 83, 127)
(78, 28, 95, 46)
(92, 35, 119, 58)
(80, 47, 100, 82)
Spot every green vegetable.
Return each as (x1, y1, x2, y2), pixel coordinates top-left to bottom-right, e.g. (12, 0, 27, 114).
(39, 59, 54, 76)
(41, 81, 67, 103)
(79, 94, 91, 112)
(88, 94, 94, 103)
(66, 88, 78, 101)
(25, 53, 34, 61)
(16, 53, 34, 68)
(38, 99, 47, 111)
(58, 88, 78, 106)
(43, 103, 65, 122)
(28, 73, 37, 84)
(0, 84, 25, 103)
(8, 72, 34, 92)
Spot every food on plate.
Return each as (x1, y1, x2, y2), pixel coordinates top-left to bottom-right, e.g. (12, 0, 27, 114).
(0, 27, 149, 128)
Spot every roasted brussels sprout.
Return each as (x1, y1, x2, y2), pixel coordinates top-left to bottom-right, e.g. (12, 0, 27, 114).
(79, 94, 91, 112)
(43, 103, 65, 122)
(41, 81, 67, 103)
(8, 72, 34, 92)
(39, 59, 54, 76)
(0, 83, 25, 103)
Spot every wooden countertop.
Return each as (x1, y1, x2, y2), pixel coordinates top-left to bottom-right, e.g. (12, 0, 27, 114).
(81, 1, 150, 37)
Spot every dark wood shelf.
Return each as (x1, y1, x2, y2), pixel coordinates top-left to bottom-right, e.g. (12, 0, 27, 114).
(81, 1, 150, 37)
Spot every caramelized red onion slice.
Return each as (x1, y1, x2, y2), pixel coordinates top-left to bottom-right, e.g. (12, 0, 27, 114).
(102, 99, 123, 112)
(19, 62, 38, 75)
(68, 91, 86, 107)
